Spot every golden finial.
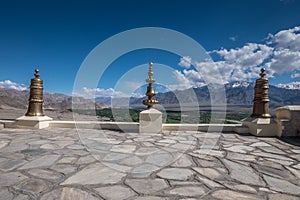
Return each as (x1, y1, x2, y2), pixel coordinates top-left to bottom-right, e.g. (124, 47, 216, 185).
(34, 68, 40, 79)
(143, 62, 159, 109)
(146, 62, 155, 83)
(260, 68, 266, 78)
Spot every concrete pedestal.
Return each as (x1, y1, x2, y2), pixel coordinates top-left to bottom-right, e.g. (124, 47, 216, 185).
(242, 117, 279, 137)
(14, 116, 53, 129)
(139, 108, 162, 134)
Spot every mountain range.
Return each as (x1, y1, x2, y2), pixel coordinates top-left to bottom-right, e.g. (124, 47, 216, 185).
(0, 89, 108, 111)
(1, 81, 300, 111)
(97, 81, 300, 108)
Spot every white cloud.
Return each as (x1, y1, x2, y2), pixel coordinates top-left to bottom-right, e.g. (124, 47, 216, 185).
(124, 81, 143, 90)
(171, 26, 300, 91)
(167, 70, 194, 91)
(195, 60, 227, 84)
(0, 80, 28, 91)
(291, 72, 300, 78)
(229, 36, 237, 41)
(265, 49, 300, 74)
(269, 26, 300, 51)
(215, 43, 273, 67)
(192, 26, 299, 84)
(174, 43, 274, 89)
(123, 81, 144, 97)
(182, 69, 208, 87)
(166, 69, 207, 91)
(74, 87, 129, 99)
(263, 26, 300, 75)
(209, 43, 274, 82)
(178, 56, 192, 68)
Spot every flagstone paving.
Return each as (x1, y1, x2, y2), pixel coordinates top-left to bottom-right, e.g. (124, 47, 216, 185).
(0, 128, 299, 199)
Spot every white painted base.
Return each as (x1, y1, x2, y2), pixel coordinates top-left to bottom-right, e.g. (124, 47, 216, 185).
(139, 108, 162, 134)
(233, 125, 249, 134)
(242, 117, 279, 137)
(14, 116, 53, 129)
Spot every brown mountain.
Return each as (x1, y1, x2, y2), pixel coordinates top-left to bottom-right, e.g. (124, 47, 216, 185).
(0, 88, 109, 111)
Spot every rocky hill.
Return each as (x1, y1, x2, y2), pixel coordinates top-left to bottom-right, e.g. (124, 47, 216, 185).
(0, 88, 109, 111)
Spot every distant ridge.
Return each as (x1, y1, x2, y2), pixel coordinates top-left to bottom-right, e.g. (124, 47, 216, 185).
(0, 88, 109, 111)
(98, 81, 300, 108)
(1, 81, 300, 110)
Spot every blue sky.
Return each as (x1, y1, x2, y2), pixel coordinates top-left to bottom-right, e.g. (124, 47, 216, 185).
(0, 0, 300, 97)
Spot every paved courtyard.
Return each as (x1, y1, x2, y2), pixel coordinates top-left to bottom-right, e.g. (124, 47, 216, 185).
(0, 128, 299, 200)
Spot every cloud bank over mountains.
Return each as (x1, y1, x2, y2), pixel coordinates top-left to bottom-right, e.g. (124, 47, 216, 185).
(174, 26, 300, 90)
(0, 80, 27, 91)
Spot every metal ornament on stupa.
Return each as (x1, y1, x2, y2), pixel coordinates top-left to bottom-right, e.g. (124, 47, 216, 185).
(25, 69, 45, 116)
(143, 62, 159, 109)
(251, 68, 271, 118)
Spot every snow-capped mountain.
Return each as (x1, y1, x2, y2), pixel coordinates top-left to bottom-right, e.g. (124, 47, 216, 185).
(3, 80, 298, 110)
(227, 81, 251, 88)
(277, 82, 300, 90)
(130, 81, 300, 107)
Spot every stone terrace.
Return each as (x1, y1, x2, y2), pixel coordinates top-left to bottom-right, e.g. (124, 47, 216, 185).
(0, 128, 299, 200)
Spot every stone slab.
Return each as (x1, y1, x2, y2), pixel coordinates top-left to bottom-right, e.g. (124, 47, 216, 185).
(0, 172, 28, 187)
(168, 186, 206, 197)
(14, 178, 50, 195)
(263, 175, 300, 195)
(19, 155, 60, 169)
(40, 187, 99, 200)
(211, 189, 262, 200)
(0, 188, 14, 199)
(95, 185, 136, 200)
(223, 159, 265, 186)
(157, 168, 195, 180)
(125, 178, 169, 195)
(61, 163, 126, 185)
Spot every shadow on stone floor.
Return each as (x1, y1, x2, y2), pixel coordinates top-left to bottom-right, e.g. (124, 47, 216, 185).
(280, 136, 300, 147)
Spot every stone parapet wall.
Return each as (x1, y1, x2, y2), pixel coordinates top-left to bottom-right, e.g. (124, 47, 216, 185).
(276, 105, 300, 137)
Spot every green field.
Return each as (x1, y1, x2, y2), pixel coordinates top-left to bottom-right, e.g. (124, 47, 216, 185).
(70, 107, 253, 124)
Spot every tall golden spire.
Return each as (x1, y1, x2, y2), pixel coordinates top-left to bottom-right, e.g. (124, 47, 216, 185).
(143, 62, 159, 109)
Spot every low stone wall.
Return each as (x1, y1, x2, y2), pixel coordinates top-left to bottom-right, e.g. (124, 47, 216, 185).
(3, 105, 300, 137)
(276, 105, 300, 137)
(0, 119, 246, 133)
